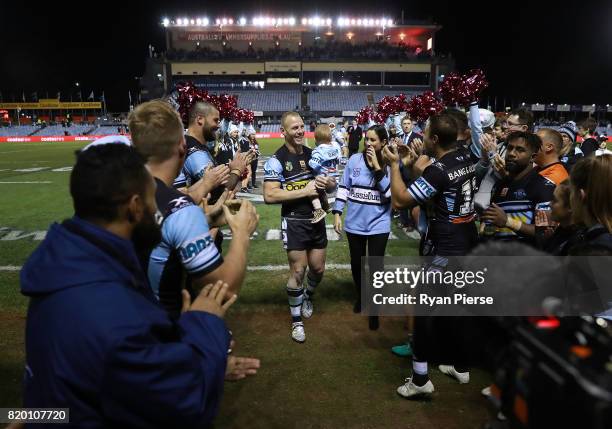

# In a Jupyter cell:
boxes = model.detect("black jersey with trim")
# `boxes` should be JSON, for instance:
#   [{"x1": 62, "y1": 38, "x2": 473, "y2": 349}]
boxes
[
  {"x1": 491, "y1": 168, "x2": 555, "y2": 244},
  {"x1": 263, "y1": 144, "x2": 315, "y2": 218}
]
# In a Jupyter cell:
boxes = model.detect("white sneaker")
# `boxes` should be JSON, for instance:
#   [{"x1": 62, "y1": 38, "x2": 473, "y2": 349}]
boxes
[
  {"x1": 481, "y1": 385, "x2": 492, "y2": 397},
  {"x1": 396, "y1": 378, "x2": 435, "y2": 398},
  {"x1": 301, "y1": 296, "x2": 313, "y2": 319},
  {"x1": 291, "y1": 322, "x2": 306, "y2": 343},
  {"x1": 438, "y1": 365, "x2": 470, "y2": 384}
]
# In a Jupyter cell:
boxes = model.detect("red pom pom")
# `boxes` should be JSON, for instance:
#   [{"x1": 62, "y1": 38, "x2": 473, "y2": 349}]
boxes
[
  {"x1": 173, "y1": 82, "x2": 253, "y2": 125},
  {"x1": 376, "y1": 94, "x2": 409, "y2": 123},
  {"x1": 355, "y1": 106, "x2": 373, "y2": 125},
  {"x1": 438, "y1": 69, "x2": 488, "y2": 107},
  {"x1": 406, "y1": 91, "x2": 445, "y2": 122}
]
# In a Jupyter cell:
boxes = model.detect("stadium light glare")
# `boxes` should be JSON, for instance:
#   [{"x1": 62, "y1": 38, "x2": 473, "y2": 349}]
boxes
[
  {"x1": 368, "y1": 18, "x2": 374, "y2": 26},
  {"x1": 302, "y1": 17, "x2": 308, "y2": 25},
  {"x1": 176, "y1": 18, "x2": 181, "y2": 25},
  {"x1": 228, "y1": 18, "x2": 234, "y2": 25},
  {"x1": 202, "y1": 17, "x2": 209, "y2": 26},
  {"x1": 216, "y1": 18, "x2": 220, "y2": 25},
  {"x1": 196, "y1": 18, "x2": 201, "y2": 25},
  {"x1": 375, "y1": 19, "x2": 380, "y2": 25},
  {"x1": 289, "y1": 17, "x2": 296, "y2": 26},
  {"x1": 351, "y1": 19, "x2": 356, "y2": 25},
  {"x1": 326, "y1": 18, "x2": 332, "y2": 26},
  {"x1": 387, "y1": 19, "x2": 394, "y2": 26},
  {"x1": 356, "y1": 19, "x2": 362, "y2": 25},
  {"x1": 222, "y1": 18, "x2": 228, "y2": 25},
  {"x1": 162, "y1": 18, "x2": 169, "y2": 27},
  {"x1": 189, "y1": 19, "x2": 194, "y2": 25},
  {"x1": 239, "y1": 17, "x2": 246, "y2": 26}
]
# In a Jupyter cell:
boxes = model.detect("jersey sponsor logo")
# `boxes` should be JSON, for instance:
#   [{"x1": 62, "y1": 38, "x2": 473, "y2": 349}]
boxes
[
  {"x1": 285, "y1": 161, "x2": 293, "y2": 172},
  {"x1": 513, "y1": 189, "x2": 527, "y2": 199},
  {"x1": 299, "y1": 160, "x2": 307, "y2": 170},
  {"x1": 349, "y1": 188, "x2": 382, "y2": 203},
  {"x1": 353, "y1": 167, "x2": 361, "y2": 177},
  {"x1": 179, "y1": 235, "x2": 214, "y2": 260},
  {"x1": 414, "y1": 177, "x2": 436, "y2": 199},
  {"x1": 500, "y1": 187, "x2": 509, "y2": 197},
  {"x1": 447, "y1": 164, "x2": 475, "y2": 181},
  {"x1": 285, "y1": 179, "x2": 309, "y2": 191}
]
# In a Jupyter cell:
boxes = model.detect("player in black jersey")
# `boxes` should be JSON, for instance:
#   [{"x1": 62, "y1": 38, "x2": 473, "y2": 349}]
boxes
[
  {"x1": 384, "y1": 113, "x2": 478, "y2": 400},
  {"x1": 263, "y1": 112, "x2": 336, "y2": 343},
  {"x1": 481, "y1": 131, "x2": 556, "y2": 246}
]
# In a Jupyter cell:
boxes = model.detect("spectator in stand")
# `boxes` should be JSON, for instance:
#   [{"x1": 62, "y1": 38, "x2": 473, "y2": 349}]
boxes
[
  {"x1": 558, "y1": 122, "x2": 584, "y2": 172},
  {"x1": 577, "y1": 117, "x2": 599, "y2": 157}
]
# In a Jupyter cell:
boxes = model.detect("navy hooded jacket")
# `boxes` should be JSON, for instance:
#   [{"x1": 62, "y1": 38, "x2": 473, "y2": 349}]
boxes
[{"x1": 20, "y1": 217, "x2": 230, "y2": 428}]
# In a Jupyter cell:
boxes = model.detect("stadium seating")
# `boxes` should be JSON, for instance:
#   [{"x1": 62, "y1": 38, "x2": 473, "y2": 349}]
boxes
[
  {"x1": 218, "y1": 90, "x2": 300, "y2": 112},
  {"x1": 258, "y1": 124, "x2": 280, "y2": 133},
  {"x1": 33, "y1": 124, "x2": 95, "y2": 136},
  {"x1": 89, "y1": 126, "x2": 127, "y2": 136},
  {"x1": 307, "y1": 90, "x2": 370, "y2": 111},
  {"x1": 0, "y1": 126, "x2": 38, "y2": 137},
  {"x1": 372, "y1": 91, "x2": 420, "y2": 103}
]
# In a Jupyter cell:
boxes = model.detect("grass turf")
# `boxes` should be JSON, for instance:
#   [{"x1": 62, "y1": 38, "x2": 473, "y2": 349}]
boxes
[{"x1": 0, "y1": 139, "x2": 494, "y2": 428}]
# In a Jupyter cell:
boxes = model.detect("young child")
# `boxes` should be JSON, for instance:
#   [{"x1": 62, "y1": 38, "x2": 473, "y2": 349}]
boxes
[{"x1": 309, "y1": 124, "x2": 341, "y2": 224}]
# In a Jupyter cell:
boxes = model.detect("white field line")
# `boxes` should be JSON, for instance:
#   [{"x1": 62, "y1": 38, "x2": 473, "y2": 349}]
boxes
[
  {"x1": 1, "y1": 264, "x2": 351, "y2": 272},
  {"x1": 0, "y1": 181, "x2": 52, "y2": 184}
]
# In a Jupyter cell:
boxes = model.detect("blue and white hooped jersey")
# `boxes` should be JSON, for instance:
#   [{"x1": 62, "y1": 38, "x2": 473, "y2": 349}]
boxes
[
  {"x1": 149, "y1": 178, "x2": 223, "y2": 316},
  {"x1": 332, "y1": 153, "x2": 391, "y2": 235},
  {"x1": 332, "y1": 127, "x2": 347, "y2": 147},
  {"x1": 309, "y1": 143, "x2": 340, "y2": 177},
  {"x1": 173, "y1": 135, "x2": 216, "y2": 188}
]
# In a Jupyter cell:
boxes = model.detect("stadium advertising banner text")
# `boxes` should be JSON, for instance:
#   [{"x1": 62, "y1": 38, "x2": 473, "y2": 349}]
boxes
[
  {"x1": 0, "y1": 102, "x2": 102, "y2": 110},
  {"x1": 178, "y1": 31, "x2": 301, "y2": 42}
]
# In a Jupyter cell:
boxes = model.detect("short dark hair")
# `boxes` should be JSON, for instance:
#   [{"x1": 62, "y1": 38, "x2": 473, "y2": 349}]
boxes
[
  {"x1": 506, "y1": 131, "x2": 542, "y2": 153},
  {"x1": 188, "y1": 102, "x2": 218, "y2": 126},
  {"x1": 509, "y1": 108, "x2": 534, "y2": 130},
  {"x1": 578, "y1": 117, "x2": 597, "y2": 134},
  {"x1": 443, "y1": 108, "x2": 468, "y2": 134},
  {"x1": 428, "y1": 113, "x2": 458, "y2": 148},
  {"x1": 366, "y1": 124, "x2": 389, "y2": 144},
  {"x1": 70, "y1": 144, "x2": 150, "y2": 222}
]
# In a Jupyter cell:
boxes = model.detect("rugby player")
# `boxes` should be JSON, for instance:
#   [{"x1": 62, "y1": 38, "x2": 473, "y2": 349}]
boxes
[{"x1": 263, "y1": 112, "x2": 336, "y2": 343}]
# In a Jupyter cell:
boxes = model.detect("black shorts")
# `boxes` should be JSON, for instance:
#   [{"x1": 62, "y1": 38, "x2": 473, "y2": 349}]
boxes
[{"x1": 281, "y1": 216, "x2": 328, "y2": 251}]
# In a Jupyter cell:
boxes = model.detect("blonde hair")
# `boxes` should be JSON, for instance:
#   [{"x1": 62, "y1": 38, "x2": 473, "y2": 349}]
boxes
[
  {"x1": 280, "y1": 111, "x2": 301, "y2": 129},
  {"x1": 128, "y1": 100, "x2": 184, "y2": 163},
  {"x1": 570, "y1": 154, "x2": 612, "y2": 232},
  {"x1": 314, "y1": 124, "x2": 332, "y2": 144}
]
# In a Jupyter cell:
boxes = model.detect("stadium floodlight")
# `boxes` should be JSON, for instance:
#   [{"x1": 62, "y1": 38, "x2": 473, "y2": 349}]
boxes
[
  {"x1": 302, "y1": 17, "x2": 307, "y2": 25},
  {"x1": 375, "y1": 19, "x2": 380, "y2": 25},
  {"x1": 162, "y1": 18, "x2": 170, "y2": 27},
  {"x1": 202, "y1": 17, "x2": 209, "y2": 26},
  {"x1": 216, "y1": 18, "x2": 221, "y2": 25},
  {"x1": 283, "y1": 18, "x2": 289, "y2": 25},
  {"x1": 326, "y1": 18, "x2": 332, "y2": 26},
  {"x1": 289, "y1": 17, "x2": 296, "y2": 25},
  {"x1": 307, "y1": 18, "x2": 313, "y2": 25},
  {"x1": 351, "y1": 19, "x2": 356, "y2": 25},
  {"x1": 222, "y1": 18, "x2": 228, "y2": 25},
  {"x1": 196, "y1": 18, "x2": 201, "y2": 25},
  {"x1": 357, "y1": 19, "x2": 363, "y2": 26},
  {"x1": 228, "y1": 18, "x2": 234, "y2": 25},
  {"x1": 176, "y1": 18, "x2": 181, "y2": 25},
  {"x1": 368, "y1": 18, "x2": 374, "y2": 26},
  {"x1": 387, "y1": 19, "x2": 394, "y2": 26}
]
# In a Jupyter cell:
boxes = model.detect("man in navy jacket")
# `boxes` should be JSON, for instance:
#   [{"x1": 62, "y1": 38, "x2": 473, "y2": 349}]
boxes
[{"x1": 20, "y1": 143, "x2": 237, "y2": 428}]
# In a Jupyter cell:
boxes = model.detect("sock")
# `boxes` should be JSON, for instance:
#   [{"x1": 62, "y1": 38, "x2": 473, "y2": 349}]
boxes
[
  {"x1": 312, "y1": 198, "x2": 322, "y2": 210},
  {"x1": 287, "y1": 286, "x2": 304, "y2": 323},
  {"x1": 412, "y1": 360, "x2": 429, "y2": 386},
  {"x1": 305, "y1": 272, "x2": 321, "y2": 299}
]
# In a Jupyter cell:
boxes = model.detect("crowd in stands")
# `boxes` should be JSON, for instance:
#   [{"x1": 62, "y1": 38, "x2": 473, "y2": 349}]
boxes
[{"x1": 166, "y1": 40, "x2": 430, "y2": 62}]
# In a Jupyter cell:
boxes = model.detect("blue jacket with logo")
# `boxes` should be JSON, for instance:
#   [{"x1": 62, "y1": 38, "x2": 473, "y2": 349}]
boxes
[{"x1": 20, "y1": 216, "x2": 230, "y2": 428}]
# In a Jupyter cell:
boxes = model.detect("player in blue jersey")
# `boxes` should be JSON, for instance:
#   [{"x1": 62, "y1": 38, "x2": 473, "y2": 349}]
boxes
[
  {"x1": 308, "y1": 124, "x2": 341, "y2": 223},
  {"x1": 129, "y1": 100, "x2": 259, "y2": 319},
  {"x1": 263, "y1": 112, "x2": 336, "y2": 343},
  {"x1": 384, "y1": 113, "x2": 479, "y2": 400},
  {"x1": 333, "y1": 124, "x2": 392, "y2": 330}
]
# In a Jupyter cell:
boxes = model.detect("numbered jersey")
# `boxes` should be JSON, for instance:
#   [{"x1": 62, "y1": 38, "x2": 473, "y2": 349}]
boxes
[
  {"x1": 407, "y1": 150, "x2": 478, "y2": 256},
  {"x1": 264, "y1": 144, "x2": 315, "y2": 218}
]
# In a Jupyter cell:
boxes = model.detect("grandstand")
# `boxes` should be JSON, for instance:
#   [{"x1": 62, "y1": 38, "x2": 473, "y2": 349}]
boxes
[{"x1": 137, "y1": 13, "x2": 453, "y2": 119}]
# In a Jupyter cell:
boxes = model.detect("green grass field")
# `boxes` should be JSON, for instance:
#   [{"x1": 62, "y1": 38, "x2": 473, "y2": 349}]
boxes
[{"x1": 0, "y1": 139, "x2": 493, "y2": 428}]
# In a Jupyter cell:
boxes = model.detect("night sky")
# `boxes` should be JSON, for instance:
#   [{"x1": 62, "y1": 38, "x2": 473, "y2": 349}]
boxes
[{"x1": 1, "y1": 0, "x2": 611, "y2": 111}]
